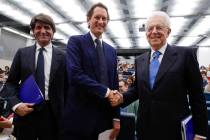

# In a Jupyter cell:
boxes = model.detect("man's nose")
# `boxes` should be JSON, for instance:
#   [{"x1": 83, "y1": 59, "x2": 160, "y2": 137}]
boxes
[
  {"x1": 98, "y1": 18, "x2": 104, "y2": 23},
  {"x1": 40, "y1": 27, "x2": 46, "y2": 32},
  {"x1": 151, "y1": 27, "x2": 158, "y2": 33}
]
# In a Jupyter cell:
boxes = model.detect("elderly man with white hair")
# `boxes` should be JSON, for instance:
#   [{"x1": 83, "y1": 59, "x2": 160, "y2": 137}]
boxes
[{"x1": 112, "y1": 11, "x2": 208, "y2": 140}]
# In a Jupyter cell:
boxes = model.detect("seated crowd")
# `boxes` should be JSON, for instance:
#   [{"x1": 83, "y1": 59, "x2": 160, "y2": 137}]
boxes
[{"x1": 200, "y1": 64, "x2": 210, "y2": 93}]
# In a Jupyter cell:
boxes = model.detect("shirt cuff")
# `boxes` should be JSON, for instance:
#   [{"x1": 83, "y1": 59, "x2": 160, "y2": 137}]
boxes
[
  {"x1": 12, "y1": 103, "x2": 22, "y2": 112},
  {"x1": 195, "y1": 134, "x2": 206, "y2": 139},
  {"x1": 105, "y1": 88, "x2": 110, "y2": 98}
]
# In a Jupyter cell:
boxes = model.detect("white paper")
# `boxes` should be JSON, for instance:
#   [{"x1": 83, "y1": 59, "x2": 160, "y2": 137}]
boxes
[{"x1": 98, "y1": 129, "x2": 116, "y2": 140}]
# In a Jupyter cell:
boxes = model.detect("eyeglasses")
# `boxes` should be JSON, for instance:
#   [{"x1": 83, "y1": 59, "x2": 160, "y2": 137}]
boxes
[{"x1": 146, "y1": 25, "x2": 168, "y2": 32}]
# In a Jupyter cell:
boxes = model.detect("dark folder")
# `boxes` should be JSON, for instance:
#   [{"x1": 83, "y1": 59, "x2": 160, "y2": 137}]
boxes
[
  {"x1": 181, "y1": 115, "x2": 194, "y2": 140},
  {"x1": 19, "y1": 75, "x2": 44, "y2": 104}
]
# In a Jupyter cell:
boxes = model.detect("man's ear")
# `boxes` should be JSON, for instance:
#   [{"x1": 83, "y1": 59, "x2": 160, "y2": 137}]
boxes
[
  {"x1": 87, "y1": 17, "x2": 90, "y2": 28},
  {"x1": 30, "y1": 30, "x2": 35, "y2": 38},
  {"x1": 168, "y1": 28, "x2": 171, "y2": 35}
]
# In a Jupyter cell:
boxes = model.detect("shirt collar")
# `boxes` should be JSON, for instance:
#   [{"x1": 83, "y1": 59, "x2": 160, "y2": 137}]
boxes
[
  {"x1": 90, "y1": 31, "x2": 103, "y2": 43},
  {"x1": 36, "y1": 42, "x2": 53, "y2": 52},
  {"x1": 151, "y1": 43, "x2": 167, "y2": 56}
]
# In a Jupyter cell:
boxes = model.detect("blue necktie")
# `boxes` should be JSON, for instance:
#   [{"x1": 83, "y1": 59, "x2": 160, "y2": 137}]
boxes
[
  {"x1": 149, "y1": 51, "x2": 161, "y2": 89},
  {"x1": 95, "y1": 39, "x2": 108, "y2": 86},
  {"x1": 35, "y1": 48, "x2": 45, "y2": 98}
]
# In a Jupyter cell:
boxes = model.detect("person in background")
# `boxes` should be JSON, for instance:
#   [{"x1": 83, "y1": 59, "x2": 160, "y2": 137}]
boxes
[
  {"x1": 4, "y1": 13, "x2": 67, "y2": 140},
  {"x1": 61, "y1": 2, "x2": 120, "y2": 140},
  {"x1": 0, "y1": 114, "x2": 14, "y2": 140},
  {"x1": 207, "y1": 64, "x2": 210, "y2": 71},
  {"x1": 0, "y1": 69, "x2": 6, "y2": 85},
  {"x1": 204, "y1": 81, "x2": 210, "y2": 93},
  {"x1": 111, "y1": 11, "x2": 208, "y2": 140},
  {"x1": 0, "y1": 82, "x2": 14, "y2": 140},
  {"x1": 201, "y1": 71, "x2": 208, "y2": 89},
  {"x1": 4, "y1": 66, "x2": 10, "y2": 76},
  {"x1": 206, "y1": 68, "x2": 210, "y2": 93},
  {"x1": 200, "y1": 65, "x2": 207, "y2": 72},
  {"x1": 127, "y1": 75, "x2": 134, "y2": 87},
  {"x1": 119, "y1": 79, "x2": 138, "y2": 118}
]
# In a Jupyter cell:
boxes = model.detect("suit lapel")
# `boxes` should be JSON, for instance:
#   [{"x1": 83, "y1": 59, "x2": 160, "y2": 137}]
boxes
[
  {"x1": 49, "y1": 47, "x2": 62, "y2": 83},
  {"x1": 102, "y1": 41, "x2": 109, "y2": 68},
  {"x1": 154, "y1": 45, "x2": 177, "y2": 87},
  {"x1": 140, "y1": 52, "x2": 151, "y2": 89},
  {"x1": 85, "y1": 33, "x2": 99, "y2": 78},
  {"x1": 27, "y1": 45, "x2": 36, "y2": 74}
]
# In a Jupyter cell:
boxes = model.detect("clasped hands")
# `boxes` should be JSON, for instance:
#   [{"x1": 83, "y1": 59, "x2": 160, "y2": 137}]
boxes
[{"x1": 108, "y1": 90, "x2": 123, "y2": 107}]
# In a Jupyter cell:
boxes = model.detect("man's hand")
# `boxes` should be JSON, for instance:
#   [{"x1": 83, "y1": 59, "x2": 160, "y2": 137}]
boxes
[
  {"x1": 109, "y1": 120, "x2": 120, "y2": 140},
  {"x1": 0, "y1": 117, "x2": 12, "y2": 128},
  {"x1": 193, "y1": 136, "x2": 206, "y2": 140},
  {"x1": 108, "y1": 90, "x2": 123, "y2": 107},
  {"x1": 15, "y1": 103, "x2": 34, "y2": 116}
]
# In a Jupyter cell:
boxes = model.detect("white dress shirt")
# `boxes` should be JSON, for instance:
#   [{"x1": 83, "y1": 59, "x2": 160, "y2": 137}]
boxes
[{"x1": 150, "y1": 42, "x2": 167, "y2": 63}]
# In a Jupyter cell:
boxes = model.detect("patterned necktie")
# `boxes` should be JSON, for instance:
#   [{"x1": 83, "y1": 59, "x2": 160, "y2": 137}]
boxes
[
  {"x1": 95, "y1": 39, "x2": 108, "y2": 85},
  {"x1": 149, "y1": 51, "x2": 161, "y2": 89},
  {"x1": 35, "y1": 47, "x2": 45, "y2": 98}
]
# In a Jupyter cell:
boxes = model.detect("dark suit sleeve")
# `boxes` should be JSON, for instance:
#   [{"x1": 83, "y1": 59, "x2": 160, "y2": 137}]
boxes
[
  {"x1": 112, "y1": 50, "x2": 120, "y2": 119},
  {"x1": 185, "y1": 49, "x2": 208, "y2": 137},
  {"x1": 66, "y1": 36, "x2": 108, "y2": 98},
  {"x1": 5, "y1": 49, "x2": 22, "y2": 108}
]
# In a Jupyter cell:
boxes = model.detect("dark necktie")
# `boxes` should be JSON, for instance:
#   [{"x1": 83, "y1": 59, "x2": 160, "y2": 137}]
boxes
[
  {"x1": 149, "y1": 51, "x2": 161, "y2": 89},
  {"x1": 35, "y1": 48, "x2": 45, "y2": 98},
  {"x1": 95, "y1": 39, "x2": 108, "y2": 85}
]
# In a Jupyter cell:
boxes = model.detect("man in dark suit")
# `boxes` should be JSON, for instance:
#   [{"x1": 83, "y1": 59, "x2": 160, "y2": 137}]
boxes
[
  {"x1": 4, "y1": 13, "x2": 66, "y2": 140},
  {"x1": 61, "y1": 2, "x2": 120, "y2": 140},
  {"x1": 112, "y1": 11, "x2": 208, "y2": 140}
]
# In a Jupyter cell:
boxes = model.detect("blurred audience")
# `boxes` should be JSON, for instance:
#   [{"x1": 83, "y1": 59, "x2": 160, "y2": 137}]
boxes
[
  {"x1": 0, "y1": 114, "x2": 14, "y2": 140},
  {"x1": 205, "y1": 69, "x2": 210, "y2": 93},
  {"x1": 201, "y1": 71, "x2": 208, "y2": 89},
  {"x1": 127, "y1": 75, "x2": 135, "y2": 87},
  {"x1": 0, "y1": 66, "x2": 10, "y2": 85},
  {"x1": 200, "y1": 64, "x2": 210, "y2": 93},
  {"x1": 4, "y1": 66, "x2": 10, "y2": 76},
  {"x1": 119, "y1": 79, "x2": 139, "y2": 118}
]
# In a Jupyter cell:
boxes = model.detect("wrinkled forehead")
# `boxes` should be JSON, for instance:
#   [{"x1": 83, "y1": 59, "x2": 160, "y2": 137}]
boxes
[{"x1": 147, "y1": 16, "x2": 167, "y2": 27}]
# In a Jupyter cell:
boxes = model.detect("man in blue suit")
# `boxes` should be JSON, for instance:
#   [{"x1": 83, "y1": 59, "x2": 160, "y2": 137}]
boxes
[
  {"x1": 61, "y1": 2, "x2": 120, "y2": 140},
  {"x1": 4, "y1": 13, "x2": 66, "y2": 140},
  {"x1": 112, "y1": 11, "x2": 208, "y2": 140}
]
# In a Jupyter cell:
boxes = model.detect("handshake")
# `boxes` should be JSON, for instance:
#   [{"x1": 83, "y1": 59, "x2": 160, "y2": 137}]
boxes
[{"x1": 107, "y1": 90, "x2": 123, "y2": 107}]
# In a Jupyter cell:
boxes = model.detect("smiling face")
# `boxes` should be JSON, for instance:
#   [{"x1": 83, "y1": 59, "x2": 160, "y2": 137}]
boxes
[
  {"x1": 87, "y1": 6, "x2": 108, "y2": 38},
  {"x1": 32, "y1": 21, "x2": 54, "y2": 47},
  {"x1": 146, "y1": 16, "x2": 171, "y2": 50}
]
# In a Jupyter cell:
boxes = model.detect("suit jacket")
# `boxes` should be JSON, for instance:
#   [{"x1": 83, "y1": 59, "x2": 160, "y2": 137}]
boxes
[
  {"x1": 123, "y1": 45, "x2": 208, "y2": 140},
  {"x1": 62, "y1": 33, "x2": 119, "y2": 137},
  {"x1": 5, "y1": 44, "x2": 66, "y2": 126}
]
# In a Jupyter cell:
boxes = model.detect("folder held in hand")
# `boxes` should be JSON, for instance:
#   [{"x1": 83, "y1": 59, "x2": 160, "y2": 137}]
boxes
[
  {"x1": 181, "y1": 115, "x2": 194, "y2": 140},
  {"x1": 19, "y1": 75, "x2": 44, "y2": 104}
]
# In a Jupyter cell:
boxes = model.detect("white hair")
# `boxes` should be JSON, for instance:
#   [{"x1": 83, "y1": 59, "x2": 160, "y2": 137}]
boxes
[{"x1": 145, "y1": 11, "x2": 171, "y2": 30}]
